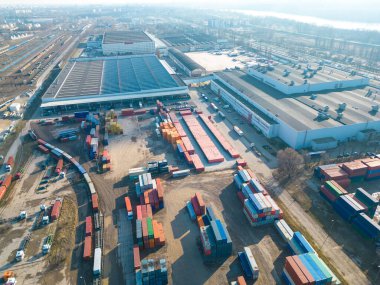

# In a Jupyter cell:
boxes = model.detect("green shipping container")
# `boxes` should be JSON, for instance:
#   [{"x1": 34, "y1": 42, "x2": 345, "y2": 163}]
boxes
[
  {"x1": 309, "y1": 253, "x2": 333, "y2": 282},
  {"x1": 147, "y1": 218, "x2": 154, "y2": 238},
  {"x1": 325, "y1": 181, "x2": 343, "y2": 197},
  {"x1": 314, "y1": 255, "x2": 341, "y2": 285}
]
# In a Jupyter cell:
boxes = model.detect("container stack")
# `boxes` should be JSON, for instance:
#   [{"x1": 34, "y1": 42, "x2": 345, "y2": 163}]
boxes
[
  {"x1": 363, "y1": 158, "x2": 380, "y2": 180},
  {"x1": 191, "y1": 154, "x2": 205, "y2": 172},
  {"x1": 182, "y1": 115, "x2": 224, "y2": 163},
  {"x1": 352, "y1": 213, "x2": 380, "y2": 241},
  {"x1": 200, "y1": 220, "x2": 232, "y2": 261},
  {"x1": 129, "y1": 167, "x2": 148, "y2": 181},
  {"x1": 238, "y1": 247, "x2": 259, "y2": 280},
  {"x1": 319, "y1": 180, "x2": 348, "y2": 203},
  {"x1": 121, "y1": 108, "x2": 134, "y2": 116},
  {"x1": 55, "y1": 158, "x2": 63, "y2": 175},
  {"x1": 199, "y1": 114, "x2": 239, "y2": 158},
  {"x1": 136, "y1": 205, "x2": 165, "y2": 249},
  {"x1": 100, "y1": 149, "x2": 111, "y2": 172},
  {"x1": 283, "y1": 253, "x2": 336, "y2": 285},
  {"x1": 341, "y1": 160, "x2": 368, "y2": 182},
  {"x1": 288, "y1": 232, "x2": 317, "y2": 256},
  {"x1": 137, "y1": 258, "x2": 168, "y2": 285},
  {"x1": 319, "y1": 164, "x2": 350, "y2": 187},
  {"x1": 191, "y1": 192, "x2": 206, "y2": 216},
  {"x1": 333, "y1": 194, "x2": 366, "y2": 222},
  {"x1": 136, "y1": 176, "x2": 164, "y2": 210},
  {"x1": 89, "y1": 137, "x2": 98, "y2": 160},
  {"x1": 354, "y1": 188, "x2": 379, "y2": 218}
]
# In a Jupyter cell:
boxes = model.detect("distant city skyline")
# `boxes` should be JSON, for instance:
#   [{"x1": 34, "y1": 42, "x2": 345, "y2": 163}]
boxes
[{"x1": 1, "y1": 0, "x2": 379, "y2": 24}]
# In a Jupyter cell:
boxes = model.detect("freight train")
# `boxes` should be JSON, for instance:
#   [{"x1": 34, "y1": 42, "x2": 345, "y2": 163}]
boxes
[{"x1": 36, "y1": 138, "x2": 103, "y2": 281}]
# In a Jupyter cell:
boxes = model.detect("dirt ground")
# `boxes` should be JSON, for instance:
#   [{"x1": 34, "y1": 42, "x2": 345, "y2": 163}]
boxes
[
  {"x1": 0, "y1": 148, "x2": 79, "y2": 285},
  {"x1": 139, "y1": 170, "x2": 289, "y2": 285}
]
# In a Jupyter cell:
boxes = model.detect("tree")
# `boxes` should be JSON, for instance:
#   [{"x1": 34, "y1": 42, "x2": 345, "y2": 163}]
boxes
[{"x1": 277, "y1": 148, "x2": 305, "y2": 179}]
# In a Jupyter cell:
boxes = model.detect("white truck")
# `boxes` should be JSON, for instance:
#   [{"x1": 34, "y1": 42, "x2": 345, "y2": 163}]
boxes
[{"x1": 233, "y1": 126, "x2": 244, "y2": 136}]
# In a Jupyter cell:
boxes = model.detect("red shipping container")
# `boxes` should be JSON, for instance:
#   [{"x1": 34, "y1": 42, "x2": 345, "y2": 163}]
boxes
[
  {"x1": 133, "y1": 245, "x2": 141, "y2": 269},
  {"x1": 237, "y1": 191, "x2": 246, "y2": 205},
  {"x1": 37, "y1": 139, "x2": 47, "y2": 145},
  {"x1": 191, "y1": 154, "x2": 205, "y2": 172},
  {"x1": 55, "y1": 159, "x2": 63, "y2": 174},
  {"x1": 141, "y1": 205, "x2": 147, "y2": 218},
  {"x1": 284, "y1": 257, "x2": 309, "y2": 285},
  {"x1": 142, "y1": 219, "x2": 148, "y2": 238},
  {"x1": 136, "y1": 205, "x2": 142, "y2": 220},
  {"x1": 184, "y1": 151, "x2": 193, "y2": 165},
  {"x1": 236, "y1": 159, "x2": 247, "y2": 167},
  {"x1": 125, "y1": 197, "x2": 132, "y2": 212},
  {"x1": 320, "y1": 185, "x2": 337, "y2": 202},
  {"x1": 83, "y1": 236, "x2": 92, "y2": 260},
  {"x1": 38, "y1": 145, "x2": 49, "y2": 153},
  {"x1": 92, "y1": 194, "x2": 99, "y2": 211},
  {"x1": 195, "y1": 192, "x2": 205, "y2": 214},
  {"x1": 86, "y1": 135, "x2": 92, "y2": 146},
  {"x1": 292, "y1": 255, "x2": 316, "y2": 284},
  {"x1": 191, "y1": 196, "x2": 201, "y2": 216},
  {"x1": 181, "y1": 137, "x2": 195, "y2": 155},
  {"x1": 134, "y1": 110, "x2": 146, "y2": 115},
  {"x1": 50, "y1": 200, "x2": 62, "y2": 221},
  {"x1": 85, "y1": 216, "x2": 92, "y2": 236}
]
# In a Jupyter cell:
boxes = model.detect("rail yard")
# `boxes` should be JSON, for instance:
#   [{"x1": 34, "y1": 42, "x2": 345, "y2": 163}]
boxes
[{"x1": 0, "y1": 4, "x2": 379, "y2": 285}]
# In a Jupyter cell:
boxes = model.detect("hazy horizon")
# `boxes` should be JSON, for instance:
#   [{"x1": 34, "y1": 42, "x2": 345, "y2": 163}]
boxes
[{"x1": 1, "y1": 0, "x2": 380, "y2": 24}]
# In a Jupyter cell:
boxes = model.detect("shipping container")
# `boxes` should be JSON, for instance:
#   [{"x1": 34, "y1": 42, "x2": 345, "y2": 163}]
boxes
[
  {"x1": 93, "y1": 248, "x2": 102, "y2": 276},
  {"x1": 85, "y1": 216, "x2": 93, "y2": 237},
  {"x1": 83, "y1": 236, "x2": 92, "y2": 260},
  {"x1": 50, "y1": 200, "x2": 62, "y2": 221}
]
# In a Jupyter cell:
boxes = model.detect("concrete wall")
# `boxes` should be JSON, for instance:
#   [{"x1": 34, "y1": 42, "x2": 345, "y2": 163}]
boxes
[{"x1": 247, "y1": 68, "x2": 370, "y2": 95}]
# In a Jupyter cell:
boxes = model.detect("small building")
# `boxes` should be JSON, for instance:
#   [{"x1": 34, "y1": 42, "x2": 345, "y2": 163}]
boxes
[
  {"x1": 168, "y1": 48, "x2": 205, "y2": 77},
  {"x1": 102, "y1": 31, "x2": 155, "y2": 56}
]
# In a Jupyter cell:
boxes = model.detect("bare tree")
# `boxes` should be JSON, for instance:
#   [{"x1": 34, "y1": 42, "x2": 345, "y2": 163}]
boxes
[{"x1": 277, "y1": 148, "x2": 305, "y2": 179}]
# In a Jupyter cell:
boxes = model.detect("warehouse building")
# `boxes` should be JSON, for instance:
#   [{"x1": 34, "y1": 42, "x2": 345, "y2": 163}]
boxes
[
  {"x1": 41, "y1": 55, "x2": 188, "y2": 114},
  {"x1": 211, "y1": 70, "x2": 380, "y2": 150},
  {"x1": 102, "y1": 31, "x2": 155, "y2": 55},
  {"x1": 247, "y1": 63, "x2": 369, "y2": 95},
  {"x1": 168, "y1": 48, "x2": 206, "y2": 77},
  {"x1": 161, "y1": 33, "x2": 216, "y2": 52}
]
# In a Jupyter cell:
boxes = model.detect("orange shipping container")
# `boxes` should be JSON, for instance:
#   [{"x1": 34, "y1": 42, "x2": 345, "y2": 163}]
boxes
[
  {"x1": 146, "y1": 204, "x2": 153, "y2": 218},
  {"x1": 149, "y1": 239, "x2": 155, "y2": 248},
  {"x1": 0, "y1": 186, "x2": 7, "y2": 201},
  {"x1": 2, "y1": 174, "x2": 12, "y2": 189},
  {"x1": 197, "y1": 216, "x2": 205, "y2": 228},
  {"x1": 125, "y1": 197, "x2": 132, "y2": 212},
  {"x1": 83, "y1": 236, "x2": 92, "y2": 260}
]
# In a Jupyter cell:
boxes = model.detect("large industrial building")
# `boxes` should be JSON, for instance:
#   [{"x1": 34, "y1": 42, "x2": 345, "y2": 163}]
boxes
[
  {"x1": 211, "y1": 69, "x2": 380, "y2": 150},
  {"x1": 168, "y1": 48, "x2": 206, "y2": 77},
  {"x1": 102, "y1": 31, "x2": 155, "y2": 55},
  {"x1": 161, "y1": 33, "x2": 217, "y2": 52},
  {"x1": 41, "y1": 55, "x2": 188, "y2": 114},
  {"x1": 247, "y1": 63, "x2": 369, "y2": 94}
]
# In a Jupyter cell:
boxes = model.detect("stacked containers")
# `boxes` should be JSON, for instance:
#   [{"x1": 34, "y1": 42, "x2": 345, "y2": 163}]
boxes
[
  {"x1": 133, "y1": 245, "x2": 141, "y2": 270},
  {"x1": 275, "y1": 219, "x2": 294, "y2": 242},
  {"x1": 191, "y1": 154, "x2": 205, "y2": 172},
  {"x1": 352, "y1": 213, "x2": 380, "y2": 240},
  {"x1": 320, "y1": 180, "x2": 348, "y2": 203},
  {"x1": 362, "y1": 158, "x2": 380, "y2": 180},
  {"x1": 354, "y1": 188, "x2": 379, "y2": 218},
  {"x1": 318, "y1": 164, "x2": 350, "y2": 187},
  {"x1": 341, "y1": 160, "x2": 368, "y2": 181},
  {"x1": 288, "y1": 232, "x2": 316, "y2": 256},
  {"x1": 238, "y1": 247, "x2": 259, "y2": 280},
  {"x1": 186, "y1": 201, "x2": 196, "y2": 221},
  {"x1": 333, "y1": 195, "x2": 365, "y2": 222},
  {"x1": 283, "y1": 255, "x2": 315, "y2": 285},
  {"x1": 140, "y1": 258, "x2": 168, "y2": 285},
  {"x1": 298, "y1": 253, "x2": 333, "y2": 284},
  {"x1": 182, "y1": 115, "x2": 224, "y2": 163},
  {"x1": 199, "y1": 114, "x2": 239, "y2": 158}
]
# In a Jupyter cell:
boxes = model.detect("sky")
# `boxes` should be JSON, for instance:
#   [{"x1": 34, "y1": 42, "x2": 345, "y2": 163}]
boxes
[{"x1": 1, "y1": 0, "x2": 379, "y2": 23}]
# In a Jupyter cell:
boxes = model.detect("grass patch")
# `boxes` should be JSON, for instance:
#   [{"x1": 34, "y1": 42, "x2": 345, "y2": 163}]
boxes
[{"x1": 48, "y1": 195, "x2": 78, "y2": 268}]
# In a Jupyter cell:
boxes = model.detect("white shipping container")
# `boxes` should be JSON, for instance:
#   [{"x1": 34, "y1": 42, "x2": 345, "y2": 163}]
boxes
[
  {"x1": 244, "y1": 247, "x2": 259, "y2": 279},
  {"x1": 93, "y1": 248, "x2": 102, "y2": 276},
  {"x1": 233, "y1": 125, "x2": 243, "y2": 136}
]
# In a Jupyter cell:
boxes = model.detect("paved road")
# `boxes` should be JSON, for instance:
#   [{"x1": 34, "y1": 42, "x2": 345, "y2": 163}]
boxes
[{"x1": 190, "y1": 87, "x2": 371, "y2": 285}]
